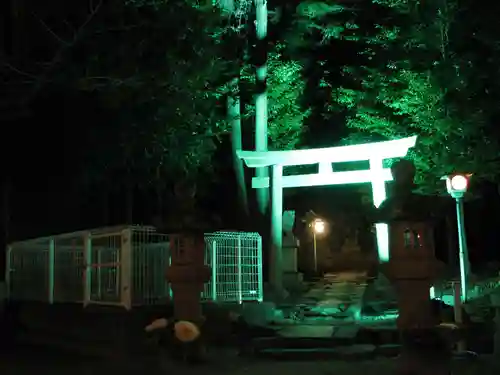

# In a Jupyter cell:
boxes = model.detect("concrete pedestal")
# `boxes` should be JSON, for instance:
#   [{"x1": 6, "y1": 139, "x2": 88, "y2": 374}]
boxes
[{"x1": 398, "y1": 329, "x2": 452, "y2": 375}]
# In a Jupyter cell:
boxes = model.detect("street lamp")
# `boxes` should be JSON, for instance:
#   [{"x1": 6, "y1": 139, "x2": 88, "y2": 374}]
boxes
[
  {"x1": 442, "y1": 173, "x2": 472, "y2": 301},
  {"x1": 312, "y1": 219, "x2": 325, "y2": 273}
]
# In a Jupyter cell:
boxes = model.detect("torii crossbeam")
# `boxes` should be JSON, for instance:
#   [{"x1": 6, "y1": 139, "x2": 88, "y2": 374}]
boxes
[{"x1": 237, "y1": 136, "x2": 418, "y2": 294}]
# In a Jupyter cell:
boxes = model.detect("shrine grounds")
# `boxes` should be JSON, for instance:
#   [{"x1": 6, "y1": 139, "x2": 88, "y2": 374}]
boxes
[{"x1": 2, "y1": 345, "x2": 499, "y2": 375}]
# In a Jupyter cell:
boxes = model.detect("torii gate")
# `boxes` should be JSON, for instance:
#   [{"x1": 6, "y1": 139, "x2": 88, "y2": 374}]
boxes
[{"x1": 237, "y1": 136, "x2": 418, "y2": 293}]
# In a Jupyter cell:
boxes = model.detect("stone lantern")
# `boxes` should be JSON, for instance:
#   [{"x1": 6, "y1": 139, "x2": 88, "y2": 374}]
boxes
[
  {"x1": 164, "y1": 180, "x2": 211, "y2": 324},
  {"x1": 165, "y1": 232, "x2": 210, "y2": 324},
  {"x1": 377, "y1": 159, "x2": 450, "y2": 374}
]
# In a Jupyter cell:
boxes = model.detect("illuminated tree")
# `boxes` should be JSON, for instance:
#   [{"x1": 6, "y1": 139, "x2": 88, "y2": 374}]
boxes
[
  {"x1": 63, "y1": 0, "x2": 307, "y2": 221},
  {"x1": 290, "y1": 0, "x2": 500, "y2": 193},
  {"x1": 240, "y1": 46, "x2": 309, "y2": 151},
  {"x1": 207, "y1": 0, "x2": 308, "y2": 214}
]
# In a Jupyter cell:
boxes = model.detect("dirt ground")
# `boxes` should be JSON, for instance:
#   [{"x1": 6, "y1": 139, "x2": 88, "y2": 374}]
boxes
[{"x1": 1, "y1": 346, "x2": 499, "y2": 375}]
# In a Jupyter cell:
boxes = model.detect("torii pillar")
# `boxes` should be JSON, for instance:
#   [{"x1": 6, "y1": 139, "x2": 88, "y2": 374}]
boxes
[{"x1": 238, "y1": 136, "x2": 418, "y2": 295}]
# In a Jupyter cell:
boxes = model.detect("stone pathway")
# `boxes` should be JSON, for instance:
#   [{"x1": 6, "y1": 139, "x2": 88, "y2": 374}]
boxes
[
  {"x1": 301, "y1": 272, "x2": 368, "y2": 308},
  {"x1": 275, "y1": 272, "x2": 370, "y2": 338}
]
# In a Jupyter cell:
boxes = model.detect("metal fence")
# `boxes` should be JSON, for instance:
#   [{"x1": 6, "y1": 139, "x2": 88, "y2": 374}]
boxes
[
  {"x1": 204, "y1": 232, "x2": 263, "y2": 303},
  {"x1": 130, "y1": 229, "x2": 171, "y2": 306},
  {"x1": 6, "y1": 226, "x2": 263, "y2": 309}
]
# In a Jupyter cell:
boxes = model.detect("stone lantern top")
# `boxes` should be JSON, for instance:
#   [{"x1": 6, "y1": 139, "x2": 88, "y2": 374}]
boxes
[{"x1": 376, "y1": 159, "x2": 435, "y2": 223}]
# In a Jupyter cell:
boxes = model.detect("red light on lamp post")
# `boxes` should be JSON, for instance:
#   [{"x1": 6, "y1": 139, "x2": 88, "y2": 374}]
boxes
[
  {"x1": 450, "y1": 175, "x2": 468, "y2": 191},
  {"x1": 441, "y1": 173, "x2": 472, "y2": 302},
  {"x1": 443, "y1": 173, "x2": 471, "y2": 199}
]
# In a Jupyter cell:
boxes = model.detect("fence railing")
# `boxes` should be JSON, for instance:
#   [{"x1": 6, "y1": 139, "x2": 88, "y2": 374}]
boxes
[
  {"x1": 6, "y1": 226, "x2": 263, "y2": 309},
  {"x1": 204, "y1": 232, "x2": 263, "y2": 303}
]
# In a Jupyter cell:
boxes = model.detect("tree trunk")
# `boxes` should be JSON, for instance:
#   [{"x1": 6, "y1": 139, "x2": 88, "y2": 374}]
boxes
[
  {"x1": 254, "y1": 0, "x2": 269, "y2": 215},
  {"x1": 125, "y1": 178, "x2": 134, "y2": 225},
  {"x1": 228, "y1": 79, "x2": 249, "y2": 217}
]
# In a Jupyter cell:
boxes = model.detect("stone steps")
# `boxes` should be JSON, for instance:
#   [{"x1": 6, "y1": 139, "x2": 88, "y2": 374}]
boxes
[
  {"x1": 249, "y1": 326, "x2": 401, "y2": 360},
  {"x1": 276, "y1": 273, "x2": 370, "y2": 322}
]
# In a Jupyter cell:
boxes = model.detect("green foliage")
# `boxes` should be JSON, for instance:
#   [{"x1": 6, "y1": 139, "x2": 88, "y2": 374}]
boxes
[
  {"x1": 24, "y1": 0, "x2": 500, "y2": 199},
  {"x1": 266, "y1": 54, "x2": 309, "y2": 150},
  {"x1": 240, "y1": 45, "x2": 309, "y2": 150},
  {"x1": 291, "y1": 0, "x2": 500, "y2": 193}
]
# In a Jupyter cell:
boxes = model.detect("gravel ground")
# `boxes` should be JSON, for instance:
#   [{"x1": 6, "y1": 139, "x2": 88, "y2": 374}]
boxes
[{"x1": 1, "y1": 346, "x2": 499, "y2": 375}]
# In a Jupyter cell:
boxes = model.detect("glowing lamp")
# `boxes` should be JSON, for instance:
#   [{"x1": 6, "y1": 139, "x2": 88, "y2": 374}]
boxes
[
  {"x1": 451, "y1": 175, "x2": 468, "y2": 191},
  {"x1": 441, "y1": 173, "x2": 472, "y2": 301},
  {"x1": 311, "y1": 218, "x2": 326, "y2": 273},
  {"x1": 313, "y1": 219, "x2": 325, "y2": 234},
  {"x1": 442, "y1": 174, "x2": 471, "y2": 199}
]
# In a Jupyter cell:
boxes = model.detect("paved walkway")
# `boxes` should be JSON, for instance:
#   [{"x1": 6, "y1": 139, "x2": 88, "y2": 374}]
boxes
[
  {"x1": 277, "y1": 272, "x2": 379, "y2": 338},
  {"x1": 300, "y1": 272, "x2": 368, "y2": 312}
]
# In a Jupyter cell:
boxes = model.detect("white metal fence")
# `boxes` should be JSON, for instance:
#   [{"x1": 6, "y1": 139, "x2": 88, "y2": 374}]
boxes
[
  {"x1": 204, "y1": 232, "x2": 263, "y2": 303},
  {"x1": 6, "y1": 226, "x2": 263, "y2": 309}
]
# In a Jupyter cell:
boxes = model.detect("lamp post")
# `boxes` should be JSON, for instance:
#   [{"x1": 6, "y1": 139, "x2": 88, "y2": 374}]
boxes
[
  {"x1": 442, "y1": 174, "x2": 472, "y2": 302},
  {"x1": 312, "y1": 219, "x2": 325, "y2": 273}
]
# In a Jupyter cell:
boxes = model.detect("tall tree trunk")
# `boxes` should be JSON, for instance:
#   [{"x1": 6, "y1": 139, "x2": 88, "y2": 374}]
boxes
[
  {"x1": 155, "y1": 166, "x2": 164, "y2": 223},
  {"x1": 228, "y1": 78, "x2": 249, "y2": 217},
  {"x1": 254, "y1": 0, "x2": 269, "y2": 215},
  {"x1": 125, "y1": 177, "x2": 134, "y2": 225}
]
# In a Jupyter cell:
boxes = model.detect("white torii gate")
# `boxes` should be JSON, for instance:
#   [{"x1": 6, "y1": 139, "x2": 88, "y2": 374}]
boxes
[{"x1": 237, "y1": 136, "x2": 418, "y2": 293}]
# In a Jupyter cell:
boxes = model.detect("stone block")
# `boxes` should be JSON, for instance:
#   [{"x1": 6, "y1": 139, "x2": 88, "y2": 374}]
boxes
[
  {"x1": 283, "y1": 272, "x2": 303, "y2": 292},
  {"x1": 360, "y1": 273, "x2": 397, "y2": 313},
  {"x1": 279, "y1": 325, "x2": 335, "y2": 338},
  {"x1": 242, "y1": 302, "x2": 277, "y2": 327}
]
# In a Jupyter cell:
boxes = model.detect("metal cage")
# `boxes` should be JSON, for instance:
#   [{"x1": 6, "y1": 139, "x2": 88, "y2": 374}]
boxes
[
  {"x1": 6, "y1": 226, "x2": 263, "y2": 309},
  {"x1": 203, "y1": 232, "x2": 263, "y2": 303}
]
